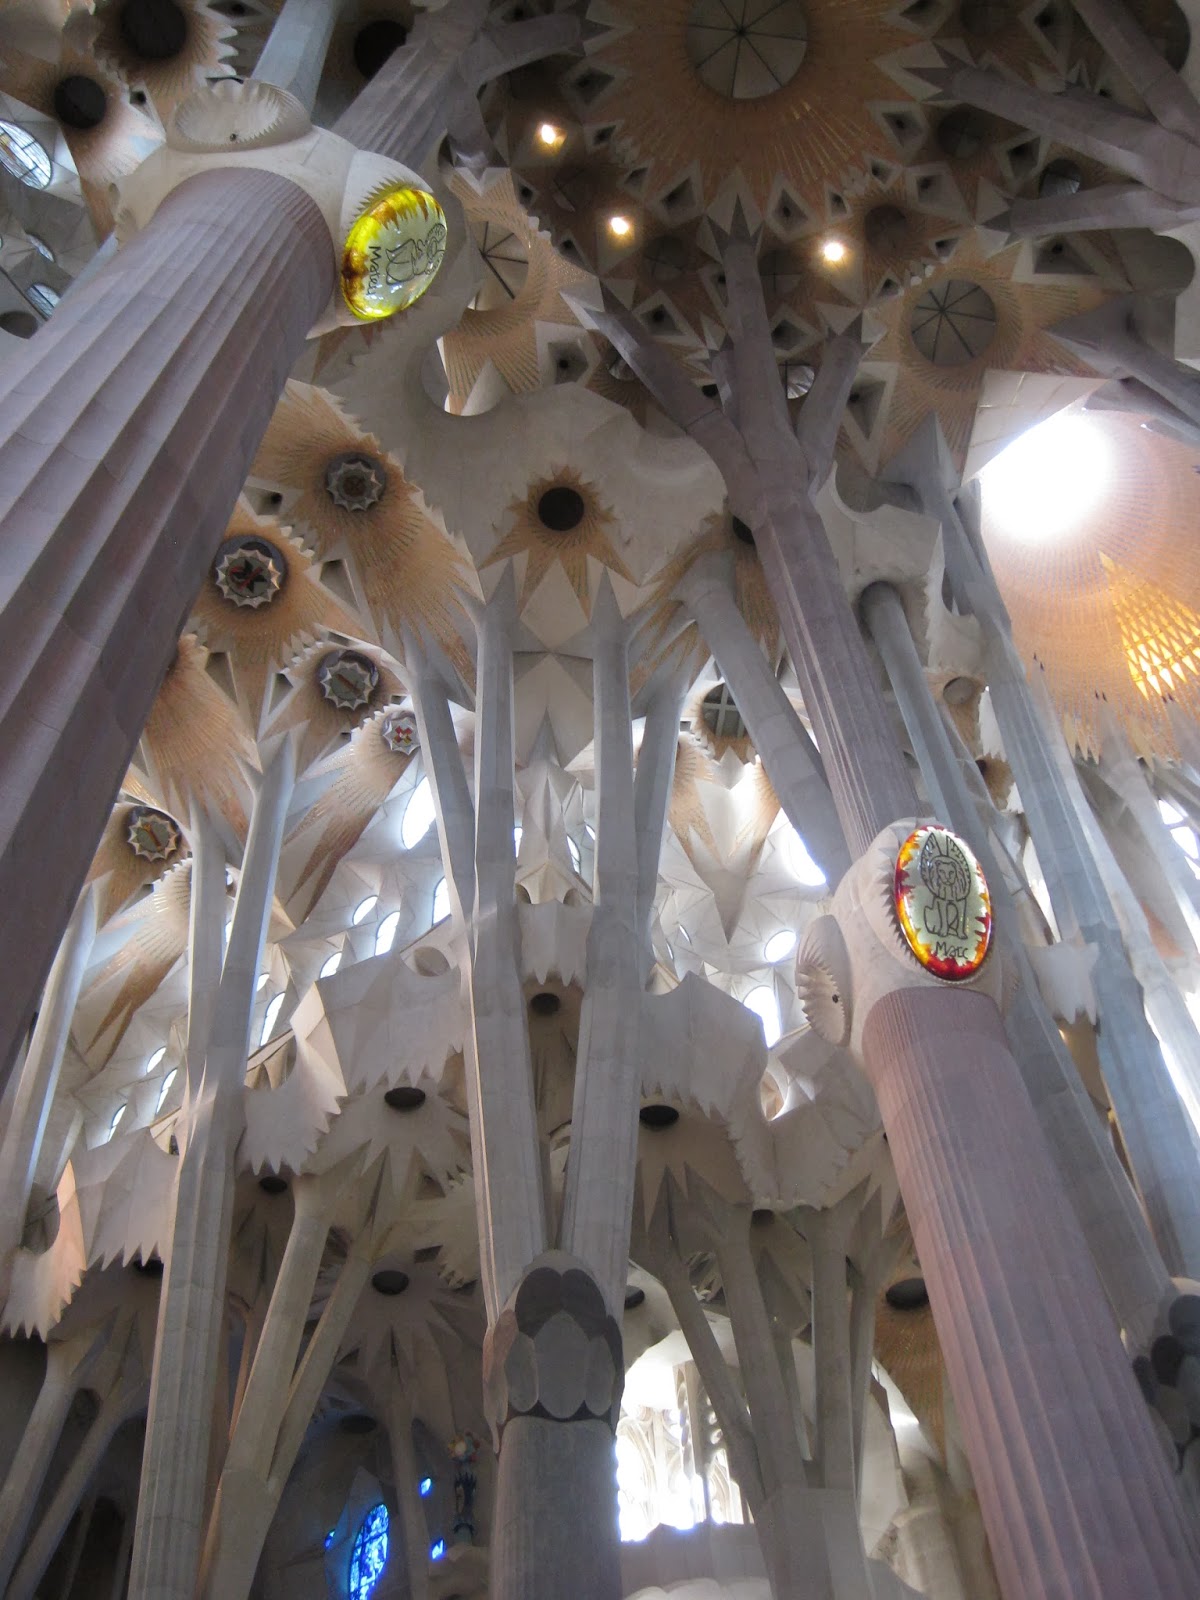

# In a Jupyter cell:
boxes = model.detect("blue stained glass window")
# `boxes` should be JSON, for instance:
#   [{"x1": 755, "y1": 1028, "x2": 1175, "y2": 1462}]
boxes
[
  {"x1": 349, "y1": 1503, "x2": 389, "y2": 1599},
  {"x1": 418, "y1": 1476, "x2": 433, "y2": 1497}
]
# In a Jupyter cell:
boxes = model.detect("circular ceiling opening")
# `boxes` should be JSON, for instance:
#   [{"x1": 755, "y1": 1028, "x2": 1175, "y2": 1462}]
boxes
[
  {"x1": 624, "y1": 1285, "x2": 646, "y2": 1309},
  {"x1": 537, "y1": 486, "x2": 585, "y2": 532},
  {"x1": 686, "y1": 0, "x2": 809, "y2": 99},
  {"x1": 979, "y1": 411, "x2": 1112, "y2": 546},
  {"x1": 529, "y1": 991, "x2": 562, "y2": 1016},
  {"x1": 885, "y1": 1275, "x2": 929, "y2": 1311},
  {"x1": 732, "y1": 516, "x2": 755, "y2": 545},
  {"x1": 700, "y1": 682, "x2": 748, "y2": 741},
  {"x1": 1038, "y1": 157, "x2": 1082, "y2": 198},
  {"x1": 258, "y1": 1174, "x2": 288, "y2": 1195},
  {"x1": 909, "y1": 279, "x2": 996, "y2": 366},
  {"x1": 384, "y1": 1085, "x2": 427, "y2": 1112},
  {"x1": 340, "y1": 1412, "x2": 379, "y2": 1434},
  {"x1": 372, "y1": 1269, "x2": 411, "y2": 1296},
  {"x1": 212, "y1": 538, "x2": 284, "y2": 609},
  {"x1": 54, "y1": 75, "x2": 107, "y2": 130},
  {"x1": 119, "y1": 0, "x2": 188, "y2": 60},
  {"x1": 942, "y1": 675, "x2": 977, "y2": 705},
  {"x1": 317, "y1": 649, "x2": 380, "y2": 711},
  {"x1": 0, "y1": 310, "x2": 38, "y2": 339},
  {"x1": 639, "y1": 1103, "x2": 680, "y2": 1130},
  {"x1": 354, "y1": 18, "x2": 408, "y2": 79}
]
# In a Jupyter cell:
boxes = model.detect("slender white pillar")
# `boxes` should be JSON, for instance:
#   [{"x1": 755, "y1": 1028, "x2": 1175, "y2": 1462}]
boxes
[{"x1": 253, "y1": 0, "x2": 353, "y2": 113}]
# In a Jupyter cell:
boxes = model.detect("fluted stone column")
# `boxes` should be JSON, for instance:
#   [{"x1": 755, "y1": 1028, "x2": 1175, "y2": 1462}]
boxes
[
  {"x1": 130, "y1": 735, "x2": 297, "y2": 1600},
  {"x1": 584, "y1": 256, "x2": 1200, "y2": 1600},
  {"x1": 0, "y1": 882, "x2": 98, "y2": 1290},
  {"x1": 0, "y1": 167, "x2": 333, "y2": 1088},
  {"x1": 864, "y1": 987, "x2": 1200, "y2": 1600},
  {"x1": 862, "y1": 580, "x2": 1170, "y2": 1345}
]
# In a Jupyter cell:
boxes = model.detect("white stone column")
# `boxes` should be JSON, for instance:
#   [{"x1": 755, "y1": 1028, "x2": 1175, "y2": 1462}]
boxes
[
  {"x1": 561, "y1": 579, "x2": 647, "y2": 1310},
  {"x1": 386, "y1": 1389, "x2": 432, "y2": 1600},
  {"x1": 0, "y1": 882, "x2": 98, "y2": 1288},
  {"x1": 676, "y1": 554, "x2": 849, "y2": 883},
  {"x1": 184, "y1": 806, "x2": 227, "y2": 1094},
  {"x1": 253, "y1": 0, "x2": 353, "y2": 113},
  {"x1": 129, "y1": 733, "x2": 297, "y2": 1600},
  {"x1": 862, "y1": 579, "x2": 1171, "y2": 1345}
]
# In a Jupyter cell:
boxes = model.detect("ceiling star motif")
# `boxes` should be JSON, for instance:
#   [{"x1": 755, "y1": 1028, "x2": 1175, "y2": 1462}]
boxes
[
  {"x1": 484, "y1": 466, "x2": 633, "y2": 615},
  {"x1": 250, "y1": 382, "x2": 475, "y2": 686}
]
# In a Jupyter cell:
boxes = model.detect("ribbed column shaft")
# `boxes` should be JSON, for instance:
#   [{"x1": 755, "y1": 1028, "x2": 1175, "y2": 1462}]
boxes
[
  {"x1": 863, "y1": 987, "x2": 1200, "y2": 1600},
  {"x1": 0, "y1": 167, "x2": 333, "y2": 1088},
  {"x1": 863, "y1": 580, "x2": 1169, "y2": 1345}
]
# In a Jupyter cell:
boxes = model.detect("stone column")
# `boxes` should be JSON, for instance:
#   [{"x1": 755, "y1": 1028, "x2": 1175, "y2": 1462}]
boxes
[
  {"x1": 386, "y1": 1390, "x2": 432, "y2": 1600},
  {"x1": 862, "y1": 580, "x2": 1170, "y2": 1345},
  {"x1": 0, "y1": 167, "x2": 333, "y2": 1088},
  {"x1": 129, "y1": 734, "x2": 297, "y2": 1600},
  {"x1": 252, "y1": 0, "x2": 352, "y2": 112},
  {"x1": 863, "y1": 985, "x2": 1200, "y2": 1600},
  {"x1": 676, "y1": 554, "x2": 850, "y2": 883},
  {"x1": 0, "y1": 882, "x2": 98, "y2": 1287}
]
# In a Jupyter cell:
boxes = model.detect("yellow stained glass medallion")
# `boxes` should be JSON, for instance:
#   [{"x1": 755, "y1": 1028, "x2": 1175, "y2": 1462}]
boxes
[
  {"x1": 341, "y1": 186, "x2": 447, "y2": 322},
  {"x1": 893, "y1": 825, "x2": 992, "y2": 982}
]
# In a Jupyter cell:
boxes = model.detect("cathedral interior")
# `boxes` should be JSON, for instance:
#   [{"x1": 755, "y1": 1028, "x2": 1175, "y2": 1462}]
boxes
[{"x1": 3, "y1": 0, "x2": 1200, "y2": 1595}]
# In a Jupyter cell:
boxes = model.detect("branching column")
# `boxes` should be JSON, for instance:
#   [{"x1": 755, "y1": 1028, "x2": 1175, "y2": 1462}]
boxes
[
  {"x1": 582, "y1": 238, "x2": 1200, "y2": 1599},
  {"x1": 129, "y1": 735, "x2": 297, "y2": 1600},
  {"x1": 0, "y1": 167, "x2": 333, "y2": 1088},
  {"x1": 862, "y1": 579, "x2": 1170, "y2": 1346}
]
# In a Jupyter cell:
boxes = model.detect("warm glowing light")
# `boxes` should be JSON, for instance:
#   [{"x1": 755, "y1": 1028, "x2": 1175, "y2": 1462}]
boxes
[
  {"x1": 980, "y1": 411, "x2": 1112, "y2": 546},
  {"x1": 608, "y1": 214, "x2": 633, "y2": 238},
  {"x1": 537, "y1": 121, "x2": 563, "y2": 148},
  {"x1": 341, "y1": 186, "x2": 447, "y2": 323},
  {"x1": 820, "y1": 238, "x2": 847, "y2": 264},
  {"x1": 893, "y1": 825, "x2": 992, "y2": 981}
]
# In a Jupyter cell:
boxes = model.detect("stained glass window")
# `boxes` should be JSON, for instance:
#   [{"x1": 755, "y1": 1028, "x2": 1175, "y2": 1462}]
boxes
[
  {"x1": 348, "y1": 1503, "x2": 388, "y2": 1600},
  {"x1": 0, "y1": 121, "x2": 51, "y2": 189}
]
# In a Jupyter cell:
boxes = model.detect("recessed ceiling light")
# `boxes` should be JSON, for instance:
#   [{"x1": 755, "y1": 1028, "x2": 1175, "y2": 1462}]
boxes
[
  {"x1": 608, "y1": 214, "x2": 633, "y2": 238},
  {"x1": 537, "y1": 121, "x2": 563, "y2": 148},
  {"x1": 820, "y1": 238, "x2": 847, "y2": 264}
]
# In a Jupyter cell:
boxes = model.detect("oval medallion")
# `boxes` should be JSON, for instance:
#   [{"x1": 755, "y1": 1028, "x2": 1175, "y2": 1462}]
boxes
[
  {"x1": 893, "y1": 824, "x2": 992, "y2": 981},
  {"x1": 341, "y1": 185, "x2": 447, "y2": 322}
]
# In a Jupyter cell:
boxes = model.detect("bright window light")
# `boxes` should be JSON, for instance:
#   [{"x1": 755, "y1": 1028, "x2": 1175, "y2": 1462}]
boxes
[
  {"x1": 155, "y1": 1069, "x2": 177, "y2": 1114},
  {"x1": 1159, "y1": 798, "x2": 1185, "y2": 826},
  {"x1": 763, "y1": 929, "x2": 797, "y2": 964},
  {"x1": 402, "y1": 775, "x2": 436, "y2": 849},
  {"x1": 375, "y1": 910, "x2": 401, "y2": 955},
  {"x1": 744, "y1": 984, "x2": 781, "y2": 1047},
  {"x1": 418, "y1": 1477, "x2": 433, "y2": 1497},
  {"x1": 108, "y1": 1103, "x2": 127, "y2": 1138},
  {"x1": 352, "y1": 894, "x2": 379, "y2": 926},
  {"x1": 608, "y1": 214, "x2": 632, "y2": 238},
  {"x1": 513, "y1": 825, "x2": 523, "y2": 853},
  {"x1": 568, "y1": 835, "x2": 581, "y2": 872},
  {"x1": 255, "y1": 972, "x2": 269, "y2": 992},
  {"x1": 782, "y1": 827, "x2": 826, "y2": 887},
  {"x1": 319, "y1": 951, "x2": 343, "y2": 978},
  {"x1": 0, "y1": 121, "x2": 51, "y2": 189},
  {"x1": 584, "y1": 822, "x2": 596, "y2": 841},
  {"x1": 980, "y1": 412, "x2": 1112, "y2": 546},
  {"x1": 432, "y1": 877, "x2": 450, "y2": 924},
  {"x1": 144, "y1": 1045, "x2": 167, "y2": 1074},
  {"x1": 430, "y1": 1539, "x2": 446, "y2": 1561},
  {"x1": 260, "y1": 992, "x2": 285, "y2": 1045}
]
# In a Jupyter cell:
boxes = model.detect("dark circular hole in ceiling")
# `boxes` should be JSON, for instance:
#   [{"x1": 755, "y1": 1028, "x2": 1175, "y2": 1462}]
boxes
[
  {"x1": 537, "y1": 486, "x2": 585, "y2": 532},
  {"x1": 885, "y1": 1276, "x2": 929, "y2": 1311},
  {"x1": 384, "y1": 1085, "x2": 427, "y2": 1112},
  {"x1": 0, "y1": 311, "x2": 38, "y2": 339},
  {"x1": 639, "y1": 1103, "x2": 680, "y2": 1130},
  {"x1": 354, "y1": 19, "x2": 408, "y2": 79},
  {"x1": 340, "y1": 1412, "x2": 379, "y2": 1434},
  {"x1": 732, "y1": 516, "x2": 755, "y2": 546},
  {"x1": 259, "y1": 1174, "x2": 288, "y2": 1195},
  {"x1": 752, "y1": 1207, "x2": 775, "y2": 1225},
  {"x1": 54, "y1": 75, "x2": 107, "y2": 130},
  {"x1": 372, "y1": 1269, "x2": 411, "y2": 1296},
  {"x1": 529, "y1": 991, "x2": 561, "y2": 1016},
  {"x1": 119, "y1": 0, "x2": 187, "y2": 60},
  {"x1": 624, "y1": 1286, "x2": 646, "y2": 1310},
  {"x1": 134, "y1": 1255, "x2": 165, "y2": 1277}
]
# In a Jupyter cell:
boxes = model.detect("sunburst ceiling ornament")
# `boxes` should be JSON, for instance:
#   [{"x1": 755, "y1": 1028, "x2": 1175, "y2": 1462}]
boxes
[
  {"x1": 90, "y1": 0, "x2": 237, "y2": 119},
  {"x1": 317, "y1": 649, "x2": 380, "y2": 712},
  {"x1": 341, "y1": 185, "x2": 448, "y2": 322},
  {"x1": 325, "y1": 452, "x2": 388, "y2": 512},
  {"x1": 381, "y1": 710, "x2": 420, "y2": 756},
  {"x1": 909, "y1": 279, "x2": 997, "y2": 365},
  {"x1": 126, "y1": 805, "x2": 182, "y2": 862},
  {"x1": 212, "y1": 537, "x2": 284, "y2": 608},
  {"x1": 484, "y1": 467, "x2": 633, "y2": 614}
]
